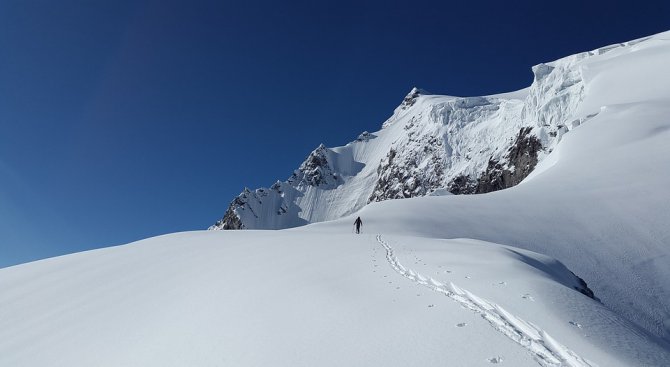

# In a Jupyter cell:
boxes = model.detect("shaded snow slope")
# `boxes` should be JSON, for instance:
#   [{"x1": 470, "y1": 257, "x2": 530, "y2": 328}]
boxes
[
  {"x1": 2, "y1": 230, "x2": 668, "y2": 366},
  {"x1": 211, "y1": 30, "x2": 670, "y2": 231}
]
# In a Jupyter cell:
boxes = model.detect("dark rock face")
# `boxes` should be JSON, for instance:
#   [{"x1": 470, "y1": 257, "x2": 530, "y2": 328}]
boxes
[
  {"x1": 401, "y1": 90, "x2": 420, "y2": 109},
  {"x1": 474, "y1": 159, "x2": 512, "y2": 193},
  {"x1": 448, "y1": 175, "x2": 478, "y2": 195},
  {"x1": 356, "y1": 131, "x2": 377, "y2": 142},
  {"x1": 399, "y1": 87, "x2": 427, "y2": 111},
  {"x1": 367, "y1": 135, "x2": 445, "y2": 203},
  {"x1": 369, "y1": 127, "x2": 542, "y2": 202},
  {"x1": 288, "y1": 144, "x2": 341, "y2": 189},
  {"x1": 573, "y1": 272, "x2": 597, "y2": 300},
  {"x1": 445, "y1": 127, "x2": 543, "y2": 195},
  {"x1": 212, "y1": 197, "x2": 246, "y2": 230},
  {"x1": 475, "y1": 127, "x2": 542, "y2": 194}
]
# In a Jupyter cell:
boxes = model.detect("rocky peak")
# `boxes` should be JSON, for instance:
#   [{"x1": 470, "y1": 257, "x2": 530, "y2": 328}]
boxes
[
  {"x1": 400, "y1": 87, "x2": 429, "y2": 110},
  {"x1": 287, "y1": 144, "x2": 341, "y2": 189},
  {"x1": 210, "y1": 31, "x2": 637, "y2": 231},
  {"x1": 355, "y1": 131, "x2": 377, "y2": 142}
]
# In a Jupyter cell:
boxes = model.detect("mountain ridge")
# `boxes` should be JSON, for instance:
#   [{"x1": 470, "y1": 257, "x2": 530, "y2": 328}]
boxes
[{"x1": 210, "y1": 32, "x2": 661, "y2": 231}]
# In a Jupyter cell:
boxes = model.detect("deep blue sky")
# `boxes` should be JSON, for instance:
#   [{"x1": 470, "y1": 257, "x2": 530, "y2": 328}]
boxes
[{"x1": 1, "y1": 0, "x2": 668, "y2": 268}]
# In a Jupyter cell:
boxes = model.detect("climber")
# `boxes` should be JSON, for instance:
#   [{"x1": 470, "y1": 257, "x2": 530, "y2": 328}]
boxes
[{"x1": 354, "y1": 216, "x2": 362, "y2": 234}]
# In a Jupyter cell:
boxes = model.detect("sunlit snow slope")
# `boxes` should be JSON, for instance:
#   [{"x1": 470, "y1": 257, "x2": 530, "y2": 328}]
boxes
[
  {"x1": 2, "y1": 31, "x2": 670, "y2": 367},
  {"x1": 2, "y1": 230, "x2": 669, "y2": 366}
]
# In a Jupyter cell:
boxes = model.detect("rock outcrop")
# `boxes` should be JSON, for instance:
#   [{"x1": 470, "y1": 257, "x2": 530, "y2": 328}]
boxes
[
  {"x1": 288, "y1": 144, "x2": 342, "y2": 189},
  {"x1": 472, "y1": 127, "x2": 543, "y2": 194}
]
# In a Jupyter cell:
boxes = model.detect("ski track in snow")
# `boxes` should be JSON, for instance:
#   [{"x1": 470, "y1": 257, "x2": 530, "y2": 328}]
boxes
[{"x1": 376, "y1": 234, "x2": 597, "y2": 367}]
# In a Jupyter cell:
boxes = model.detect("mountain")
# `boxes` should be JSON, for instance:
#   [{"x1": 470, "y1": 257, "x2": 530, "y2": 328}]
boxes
[
  {"x1": 210, "y1": 35, "x2": 613, "y2": 230},
  {"x1": 3, "y1": 30, "x2": 670, "y2": 366}
]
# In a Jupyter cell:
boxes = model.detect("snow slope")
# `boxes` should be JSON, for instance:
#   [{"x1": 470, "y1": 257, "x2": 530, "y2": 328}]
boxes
[
  {"x1": 3, "y1": 30, "x2": 670, "y2": 366},
  {"x1": 308, "y1": 95, "x2": 670, "y2": 342},
  {"x1": 211, "y1": 29, "x2": 670, "y2": 343},
  {"x1": 2, "y1": 230, "x2": 668, "y2": 366}
]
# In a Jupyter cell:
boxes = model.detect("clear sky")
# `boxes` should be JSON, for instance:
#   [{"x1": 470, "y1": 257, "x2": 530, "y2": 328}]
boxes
[{"x1": 1, "y1": 0, "x2": 668, "y2": 268}]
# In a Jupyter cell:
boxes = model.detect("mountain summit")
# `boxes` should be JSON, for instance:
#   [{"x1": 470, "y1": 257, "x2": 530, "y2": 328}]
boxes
[{"x1": 210, "y1": 36, "x2": 608, "y2": 230}]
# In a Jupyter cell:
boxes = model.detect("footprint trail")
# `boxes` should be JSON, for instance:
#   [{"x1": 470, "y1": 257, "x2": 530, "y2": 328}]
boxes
[{"x1": 376, "y1": 234, "x2": 597, "y2": 367}]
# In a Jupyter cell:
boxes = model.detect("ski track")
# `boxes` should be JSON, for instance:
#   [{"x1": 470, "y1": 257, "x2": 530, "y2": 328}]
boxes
[{"x1": 376, "y1": 234, "x2": 597, "y2": 367}]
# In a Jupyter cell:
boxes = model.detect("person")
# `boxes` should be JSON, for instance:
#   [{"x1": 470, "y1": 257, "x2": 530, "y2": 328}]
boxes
[{"x1": 354, "y1": 216, "x2": 362, "y2": 234}]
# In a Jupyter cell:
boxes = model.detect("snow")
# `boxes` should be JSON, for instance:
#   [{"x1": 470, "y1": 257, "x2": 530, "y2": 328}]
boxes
[
  {"x1": 3, "y1": 230, "x2": 668, "y2": 366},
  {"x1": 2, "y1": 231, "x2": 668, "y2": 366},
  {"x1": 214, "y1": 30, "x2": 670, "y2": 231},
  {"x1": 3, "y1": 30, "x2": 670, "y2": 366},
  {"x1": 310, "y1": 99, "x2": 670, "y2": 343},
  {"x1": 575, "y1": 31, "x2": 670, "y2": 117}
]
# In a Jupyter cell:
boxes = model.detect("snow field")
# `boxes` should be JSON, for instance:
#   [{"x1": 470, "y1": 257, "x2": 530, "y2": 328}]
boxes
[
  {"x1": 0, "y1": 231, "x2": 535, "y2": 366},
  {"x1": 4, "y1": 229, "x2": 669, "y2": 366}
]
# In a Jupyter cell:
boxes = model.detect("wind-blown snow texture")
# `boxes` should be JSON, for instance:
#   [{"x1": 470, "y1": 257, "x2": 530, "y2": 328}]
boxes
[{"x1": 3, "y1": 31, "x2": 670, "y2": 367}]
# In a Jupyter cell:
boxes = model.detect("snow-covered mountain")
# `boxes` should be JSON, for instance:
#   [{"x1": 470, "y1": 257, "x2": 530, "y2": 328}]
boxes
[
  {"x1": 3, "y1": 30, "x2": 670, "y2": 367},
  {"x1": 210, "y1": 33, "x2": 630, "y2": 230}
]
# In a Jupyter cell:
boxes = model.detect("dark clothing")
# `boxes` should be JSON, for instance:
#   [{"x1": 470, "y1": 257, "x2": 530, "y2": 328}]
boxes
[{"x1": 354, "y1": 217, "x2": 362, "y2": 234}]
